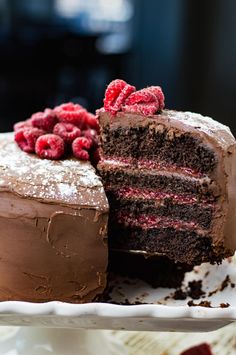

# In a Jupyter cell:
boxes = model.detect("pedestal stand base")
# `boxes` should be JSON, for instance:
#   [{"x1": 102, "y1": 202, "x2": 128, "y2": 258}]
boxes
[{"x1": 0, "y1": 326, "x2": 127, "y2": 354}]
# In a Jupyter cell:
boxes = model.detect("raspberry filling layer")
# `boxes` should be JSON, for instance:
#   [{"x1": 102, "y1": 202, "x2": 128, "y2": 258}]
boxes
[
  {"x1": 107, "y1": 186, "x2": 214, "y2": 206},
  {"x1": 116, "y1": 212, "x2": 204, "y2": 232},
  {"x1": 101, "y1": 157, "x2": 204, "y2": 178}
]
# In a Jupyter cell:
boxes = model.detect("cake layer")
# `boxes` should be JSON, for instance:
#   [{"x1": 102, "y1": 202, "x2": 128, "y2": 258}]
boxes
[
  {"x1": 99, "y1": 109, "x2": 236, "y2": 174},
  {"x1": 108, "y1": 250, "x2": 193, "y2": 288},
  {"x1": 115, "y1": 212, "x2": 204, "y2": 232},
  {"x1": 99, "y1": 162, "x2": 219, "y2": 198},
  {"x1": 101, "y1": 157, "x2": 204, "y2": 178},
  {"x1": 109, "y1": 224, "x2": 229, "y2": 265},
  {"x1": 107, "y1": 189, "x2": 213, "y2": 229},
  {"x1": 101, "y1": 124, "x2": 217, "y2": 173},
  {"x1": 0, "y1": 133, "x2": 109, "y2": 302}
]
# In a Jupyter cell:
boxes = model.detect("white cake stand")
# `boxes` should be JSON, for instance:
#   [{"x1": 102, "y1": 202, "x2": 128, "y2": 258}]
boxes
[
  {"x1": 0, "y1": 327, "x2": 127, "y2": 355},
  {"x1": 0, "y1": 258, "x2": 235, "y2": 353}
]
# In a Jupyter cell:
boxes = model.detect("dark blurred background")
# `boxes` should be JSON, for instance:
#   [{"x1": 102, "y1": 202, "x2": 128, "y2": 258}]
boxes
[{"x1": 0, "y1": 0, "x2": 235, "y2": 134}]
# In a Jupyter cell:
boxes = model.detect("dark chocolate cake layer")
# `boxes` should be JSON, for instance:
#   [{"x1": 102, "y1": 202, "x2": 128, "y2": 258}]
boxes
[
  {"x1": 109, "y1": 224, "x2": 226, "y2": 265},
  {"x1": 101, "y1": 123, "x2": 217, "y2": 173},
  {"x1": 107, "y1": 191, "x2": 213, "y2": 229},
  {"x1": 109, "y1": 250, "x2": 193, "y2": 288},
  {"x1": 98, "y1": 109, "x2": 236, "y2": 266},
  {"x1": 99, "y1": 163, "x2": 219, "y2": 197},
  {"x1": 0, "y1": 133, "x2": 109, "y2": 303}
]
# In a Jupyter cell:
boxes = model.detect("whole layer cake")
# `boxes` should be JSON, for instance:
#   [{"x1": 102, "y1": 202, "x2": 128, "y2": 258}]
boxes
[
  {"x1": 98, "y1": 80, "x2": 236, "y2": 266},
  {"x1": 0, "y1": 133, "x2": 108, "y2": 302}
]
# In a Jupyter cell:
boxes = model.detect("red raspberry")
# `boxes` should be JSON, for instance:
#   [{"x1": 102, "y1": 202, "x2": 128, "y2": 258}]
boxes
[
  {"x1": 146, "y1": 86, "x2": 165, "y2": 110},
  {"x1": 84, "y1": 113, "x2": 100, "y2": 132},
  {"x1": 180, "y1": 343, "x2": 213, "y2": 355},
  {"x1": 35, "y1": 134, "x2": 65, "y2": 160},
  {"x1": 82, "y1": 129, "x2": 99, "y2": 150},
  {"x1": 104, "y1": 79, "x2": 136, "y2": 115},
  {"x1": 53, "y1": 122, "x2": 81, "y2": 144},
  {"x1": 14, "y1": 128, "x2": 44, "y2": 153},
  {"x1": 14, "y1": 119, "x2": 33, "y2": 132},
  {"x1": 122, "y1": 88, "x2": 159, "y2": 115},
  {"x1": 54, "y1": 102, "x2": 88, "y2": 128},
  {"x1": 31, "y1": 109, "x2": 58, "y2": 132},
  {"x1": 72, "y1": 137, "x2": 92, "y2": 161}
]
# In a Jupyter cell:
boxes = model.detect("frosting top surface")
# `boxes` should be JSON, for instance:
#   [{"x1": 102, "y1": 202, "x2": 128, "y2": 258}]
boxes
[
  {"x1": 0, "y1": 133, "x2": 108, "y2": 209},
  {"x1": 163, "y1": 110, "x2": 235, "y2": 148},
  {"x1": 99, "y1": 108, "x2": 236, "y2": 149}
]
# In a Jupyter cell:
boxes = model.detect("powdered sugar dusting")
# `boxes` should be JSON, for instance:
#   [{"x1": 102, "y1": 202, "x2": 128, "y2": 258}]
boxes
[
  {"x1": 57, "y1": 183, "x2": 77, "y2": 197},
  {"x1": 0, "y1": 133, "x2": 108, "y2": 209},
  {"x1": 165, "y1": 110, "x2": 235, "y2": 148}
]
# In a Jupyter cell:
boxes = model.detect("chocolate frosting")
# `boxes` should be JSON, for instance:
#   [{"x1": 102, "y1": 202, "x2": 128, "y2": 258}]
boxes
[
  {"x1": 0, "y1": 133, "x2": 109, "y2": 302},
  {"x1": 99, "y1": 109, "x2": 236, "y2": 255}
]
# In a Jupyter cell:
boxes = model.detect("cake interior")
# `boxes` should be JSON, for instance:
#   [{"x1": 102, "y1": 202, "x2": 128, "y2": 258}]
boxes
[{"x1": 98, "y1": 111, "x2": 231, "y2": 266}]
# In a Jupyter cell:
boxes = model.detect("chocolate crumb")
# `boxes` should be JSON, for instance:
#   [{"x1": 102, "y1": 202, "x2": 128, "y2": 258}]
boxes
[
  {"x1": 220, "y1": 303, "x2": 230, "y2": 308},
  {"x1": 187, "y1": 280, "x2": 205, "y2": 299},
  {"x1": 188, "y1": 300, "x2": 230, "y2": 308},
  {"x1": 172, "y1": 280, "x2": 205, "y2": 300},
  {"x1": 173, "y1": 288, "x2": 187, "y2": 300},
  {"x1": 208, "y1": 274, "x2": 232, "y2": 297},
  {"x1": 188, "y1": 300, "x2": 212, "y2": 307},
  {"x1": 164, "y1": 295, "x2": 171, "y2": 301},
  {"x1": 220, "y1": 275, "x2": 231, "y2": 291},
  {"x1": 208, "y1": 288, "x2": 218, "y2": 297}
]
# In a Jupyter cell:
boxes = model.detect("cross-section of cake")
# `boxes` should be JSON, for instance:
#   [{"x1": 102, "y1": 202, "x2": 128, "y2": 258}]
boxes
[{"x1": 98, "y1": 79, "x2": 236, "y2": 266}]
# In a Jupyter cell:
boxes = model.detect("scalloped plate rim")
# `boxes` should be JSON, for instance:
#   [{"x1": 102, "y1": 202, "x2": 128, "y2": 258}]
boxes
[{"x1": 0, "y1": 301, "x2": 235, "y2": 320}]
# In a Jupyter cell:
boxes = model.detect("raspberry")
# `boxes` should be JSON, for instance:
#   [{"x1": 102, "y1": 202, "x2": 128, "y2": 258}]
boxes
[
  {"x1": 82, "y1": 129, "x2": 99, "y2": 150},
  {"x1": 35, "y1": 134, "x2": 65, "y2": 160},
  {"x1": 31, "y1": 109, "x2": 58, "y2": 132},
  {"x1": 54, "y1": 102, "x2": 88, "y2": 128},
  {"x1": 53, "y1": 122, "x2": 81, "y2": 144},
  {"x1": 84, "y1": 113, "x2": 100, "y2": 132},
  {"x1": 104, "y1": 79, "x2": 136, "y2": 115},
  {"x1": 180, "y1": 343, "x2": 213, "y2": 355},
  {"x1": 146, "y1": 86, "x2": 165, "y2": 110},
  {"x1": 72, "y1": 137, "x2": 92, "y2": 161},
  {"x1": 122, "y1": 88, "x2": 159, "y2": 115},
  {"x1": 14, "y1": 119, "x2": 33, "y2": 132},
  {"x1": 14, "y1": 128, "x2": 44, "y2": 153}
]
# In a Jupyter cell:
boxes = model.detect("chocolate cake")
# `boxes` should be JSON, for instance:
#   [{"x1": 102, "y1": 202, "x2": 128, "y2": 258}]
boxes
[
  {"x1": 98, "y1": 83, "x2": 236, "y2": 266},
  {"x1": 0, "y1": 133, "x2": 108, "y2": 302}
]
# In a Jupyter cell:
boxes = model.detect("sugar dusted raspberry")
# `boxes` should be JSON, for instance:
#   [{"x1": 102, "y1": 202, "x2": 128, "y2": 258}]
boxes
[
  {"x1": 35, "y1": 134, "x2": 65, "y2": 160},
  {"x1": 85, "y1": 113, "x2": 100, "y2": 132},
  {"x1": 72, "y1": 137, "x2": 92, "y2": 161},
  {"x1": 14, "y1": 119, "x2": 33, "y2": 132},
  {"x1": 54, "y1": 102, "x2": 88, "y2": 128},
  {"x1": 82, "y1": 129, "x2": 99, "y2": 150},
  {"x1": 180, "y1": 343, "x2": 213, "y2": 355},
  {"x1": 146, "y1": 86, "x2": 165, "y2": 110},
  {"x1": 104, "y1": 79, "x2": 136, "y2": 115},
  {"x1": 31, "y1": 109, "x2": 58, "y2": 132},
  {"x1": 53, "y1": 122, "x2": 81, "y2": 144},
  {"x1": 122, "y1": 88, "x2": 159, "y2": 115},
  {"x1": 14, "y1": 128, "x2": 44, "y2": 153}
]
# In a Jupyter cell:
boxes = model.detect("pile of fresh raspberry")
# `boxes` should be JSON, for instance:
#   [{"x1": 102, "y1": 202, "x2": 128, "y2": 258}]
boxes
[
  {"x1": 103, "y1": 79, "x2": 165, "y2": 116},
  {"x1": 14, "y1": 103, "x2": 100, "y2": 163}
]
